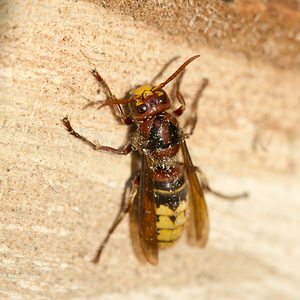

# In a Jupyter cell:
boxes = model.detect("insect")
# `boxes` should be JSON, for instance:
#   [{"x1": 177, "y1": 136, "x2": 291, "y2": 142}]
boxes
[{"x1": 62, "y1": 55, "x2": 247, "y2": 265}]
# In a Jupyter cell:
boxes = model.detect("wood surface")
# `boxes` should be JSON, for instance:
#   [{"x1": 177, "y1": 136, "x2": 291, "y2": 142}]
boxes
[{"x1": 0, "y1": 0, "x2": 299, "y2": 299}]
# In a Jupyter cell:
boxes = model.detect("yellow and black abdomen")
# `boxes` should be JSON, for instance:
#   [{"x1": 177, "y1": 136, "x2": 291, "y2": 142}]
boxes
[{"x1": 154, "y1": 175, "x2": 187, "y2": 248}]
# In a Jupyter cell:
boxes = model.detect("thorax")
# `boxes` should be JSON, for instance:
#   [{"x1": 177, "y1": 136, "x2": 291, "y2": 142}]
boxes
[{"x1": 137, "y1": 113, "x2": 182, "y2": 160}]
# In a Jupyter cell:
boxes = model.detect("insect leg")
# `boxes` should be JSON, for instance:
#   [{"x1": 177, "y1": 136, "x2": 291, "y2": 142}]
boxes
[
  {"x1": 90, "y1": 69, "x2": 134, "y2": 125},
  {"x1": 62, "y1": 116, "x2": 133, "y2": 154},
  {"x1": 92, "y1": 175, "x2": 140, "y2": 263},
  {"x1": 195, "y1": 166, "x2": 248, "y2": 200},
  {"x1": 184, "y1": 78, "x2": 209, "y2": 136}
]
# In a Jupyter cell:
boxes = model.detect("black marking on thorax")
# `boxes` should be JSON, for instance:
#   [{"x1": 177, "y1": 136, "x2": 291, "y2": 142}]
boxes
[{"x1": 148, "y1": 115, "x2": 180, "y2": 152}]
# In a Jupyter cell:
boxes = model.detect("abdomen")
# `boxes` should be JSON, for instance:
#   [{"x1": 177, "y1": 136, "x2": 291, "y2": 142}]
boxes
[{"x1": 153, "y1": 171, "x2": 188, "y2": 248}]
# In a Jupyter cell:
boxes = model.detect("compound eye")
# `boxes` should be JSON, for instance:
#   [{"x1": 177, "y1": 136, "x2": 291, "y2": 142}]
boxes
[
  {"x1": 157, "y1": 92, "x2": 167, "y2": 104},
  {"x1": 137, "y1": 104, "x2": 147, "y2": 113}
]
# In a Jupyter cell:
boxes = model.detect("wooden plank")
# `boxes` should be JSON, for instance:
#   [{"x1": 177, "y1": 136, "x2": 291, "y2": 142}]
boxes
[{"x1": 0, "y1": 0, "x2": 299, "y2": 299}]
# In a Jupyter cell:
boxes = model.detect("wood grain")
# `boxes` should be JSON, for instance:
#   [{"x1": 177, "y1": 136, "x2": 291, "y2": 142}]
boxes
[{"x1": 0, "y1": 0, "x2": 299, "y2": 299}]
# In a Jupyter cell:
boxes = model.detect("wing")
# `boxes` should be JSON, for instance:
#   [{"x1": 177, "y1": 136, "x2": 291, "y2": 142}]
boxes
[
  {"x1": 137, "y1": 153, "x2": 158, "y2": 265},
  {"x1": 181, "y1": 141, "x2": 209, "y2": 247},
  {"x1": 129, "y1": 177, "x2": 147, "y2": 264}
]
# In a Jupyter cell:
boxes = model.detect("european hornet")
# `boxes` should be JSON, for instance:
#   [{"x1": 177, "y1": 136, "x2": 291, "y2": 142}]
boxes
[{"x1": 62, "y1": 55, "x2": 247, "y2": 265}]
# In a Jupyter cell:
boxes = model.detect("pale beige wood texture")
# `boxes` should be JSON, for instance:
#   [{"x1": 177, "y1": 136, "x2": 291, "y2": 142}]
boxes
[{"x1": 0, "y1": 1, "x2": 299, "y2": 299}]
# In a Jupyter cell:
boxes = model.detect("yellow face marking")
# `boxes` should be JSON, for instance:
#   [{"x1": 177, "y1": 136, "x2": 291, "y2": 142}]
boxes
[
  {"x1": 154, "y1": 90, "x2": 163, "y2": 97},
  {"x1": 136, "y1": 98, "x2": 144, "y2": 106},
  {"x1": 142, "y1": 89, "x2": 153, "y2": 98},
  {"x1": 130, "y1": 85, "x2": 152, "y2": 97}
]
